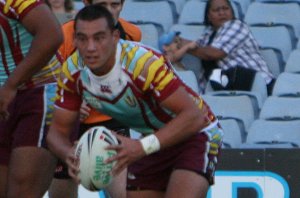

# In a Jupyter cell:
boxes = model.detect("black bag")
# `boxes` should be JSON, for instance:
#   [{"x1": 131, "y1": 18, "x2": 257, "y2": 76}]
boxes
[{"x1": 210, "y1": 66, "x2": 256, "y2": 91}]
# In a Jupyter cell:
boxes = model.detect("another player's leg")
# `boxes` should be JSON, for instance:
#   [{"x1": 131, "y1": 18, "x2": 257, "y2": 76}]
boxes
[
  {"x1": 106, "y1": 168, "x2": 127, "y2": 198},
  {"x1": 7, "y1": 147, "x2": 57, "y2": 198},
  {"x1": 0, "y1": 165, "x2": 8, "y2": 198},
  {"x1": 48, "y1": 178, "x2": 78, "y2": 198},
  {"x1": 165, "y1": 169, "x2": 209, "y2": 198},
  {"x1": 6, "y1": 84, "x2": 59, "y2": 197}
]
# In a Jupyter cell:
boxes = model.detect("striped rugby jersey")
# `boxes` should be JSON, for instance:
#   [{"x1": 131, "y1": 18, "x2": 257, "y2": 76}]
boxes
[
  {"x1": 0, "y1": 0, "x2": 62, "y2": 88},
  {"x1": 55, "y1": 39, "x2": 215, "y2": 134}
]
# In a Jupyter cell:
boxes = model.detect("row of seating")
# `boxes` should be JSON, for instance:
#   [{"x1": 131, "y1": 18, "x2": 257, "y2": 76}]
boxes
[{"x1": 177, "y1": 69, "x2": 300, "y2": 149}]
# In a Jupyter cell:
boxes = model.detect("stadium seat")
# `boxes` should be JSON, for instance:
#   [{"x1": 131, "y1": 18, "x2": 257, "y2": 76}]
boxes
[
  {"x1": 205, "y1": 72, "x2": 268, "y2": 113},
  {"x1": 202, "y1": 95, "x2": 256, "y2": 140},
  {"x1": 284, "y1": 49, "x2": 300, "y2": 73},
  {"x1": 170, "y1": 24, "x2": 205, "y2": 40},
  {"x1": 180, "y1": 54, "x2": 204, "y2": 85},
  {"x1": 245, "y1": 119, "x2": 300, "y2": 148},
  {"x1": 120, "y1": 1, "x2": 175, "y2": 32},
  {"x1": 244, "y1": 2, "x2": 300, "y2": 44},
  {"x1": 297, "y1": 39, "x2": 300, "y2": 49},
  {"x1": 232, "y1": 0, "x2": 252, "y2": 17},
  {"x1": 260, "y1": 48, "x2": 282, "y2": 77},
  {"x1": 137, "y1": 23, "x2": 160, "y2": 50},
  {"x1": 178, "y1": 0, "x2": 207, "y2": 25},
  {"x1": 259, "y1": 96, "x2": 300, "y2": 120},
  {"x1": 176, "y1": 70, "x2": 200, "y2": 93},
  {"x1": 219, "y1": 119, "x2": 243, "y2": 148},
  {"x1": 272, "y1": 72, "x2": 300, "y2": 96},
  {"x1": 250, "y1": 26, "x2": 292, "y2": 64}
]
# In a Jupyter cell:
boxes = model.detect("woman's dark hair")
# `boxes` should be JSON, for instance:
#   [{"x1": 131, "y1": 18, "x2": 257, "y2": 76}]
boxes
[
  {"x1": 74, "y1": 4, "x2": 116, "y2": 31},
  {"x1": 203, "y1": 0, "x2": 235, "y2": 26}
]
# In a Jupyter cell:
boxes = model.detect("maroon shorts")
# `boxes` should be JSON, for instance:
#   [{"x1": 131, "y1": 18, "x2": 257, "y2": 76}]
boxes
[
  {"x1": 127, "y1": 122, "x2": 223, "y2": 191},
  {"x1": 0, "y1": 84, "x2": 57, "y2": 165}
]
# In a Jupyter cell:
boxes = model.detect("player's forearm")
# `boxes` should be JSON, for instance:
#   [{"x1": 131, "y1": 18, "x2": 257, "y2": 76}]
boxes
[{"x1": 47, "y1": 127, "x2": 74, "y2": 162}]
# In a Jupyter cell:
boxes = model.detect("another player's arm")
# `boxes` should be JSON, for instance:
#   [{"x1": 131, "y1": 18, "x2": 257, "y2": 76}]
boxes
[
  {"x1": 47, "y1": 108, "x2": 79, "y2": 162},
  {"x1": 0, "y1": 4, "x2": 63, "y2": 119},
  {"x1": 5, "y1": 4, "x2": 63, "y2": 89}
]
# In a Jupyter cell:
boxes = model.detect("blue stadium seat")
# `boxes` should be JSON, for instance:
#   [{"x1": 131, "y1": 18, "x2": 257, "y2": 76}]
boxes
[
  {"x1": 170, "y1": 24, "x2": 205, "y2": 40},
  {"x1": 137, "y1": 23, "x2": 161, "y2": 50},
  {"x1": 245, "y1": 119, "x2": 300, "y2": 148},
  {"x1": 205, "y1": 72, "x2": 268, "y2": 113},
  {"x1": 180, "y1": 54, "x2": 204, "y2": 87},
  {"x1": 260, "y1": 48, "x2": 282, "y2": 77},
  {"x1": 284, "y1": 49, "x2": 300, "y2": 73},
  {"x1": 250, "y1": 26, "x2": 292, "y2": 64},
  {"x1": 120, "y1": 1, "x2": 175, "y2": 32},
  {"x1": 178, "y1": 0, "x2": 206, "y2": 25},
  {"x1": 202, "y1": 95, "x2": 256, "y2": 140},
  {"x1": 219, "y1": 119, "x2": 243, "y2": 148},
  {"x1": 244, "y1": 2, "x2": 300, "y2": 45},
  {"x1": 272, "y1": 72, "x2": 300, "y2": 96},
  {"x1": 176, "y1": 70, "x2": 200, "y2": 93},
  {"x1": 259, "y1": 96, "x2": 300, "y2": 120}
]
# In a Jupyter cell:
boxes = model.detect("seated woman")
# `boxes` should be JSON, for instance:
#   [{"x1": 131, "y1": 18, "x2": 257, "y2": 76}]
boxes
[{"x1": 173, "y1": 0, "x2": 275, "y2": 95}]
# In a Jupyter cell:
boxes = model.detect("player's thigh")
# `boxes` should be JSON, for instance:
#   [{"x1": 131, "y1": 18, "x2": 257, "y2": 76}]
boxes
[
  {"x1": 106, "y1": 168, "x2": 127, "y2": 198},
  {"x1": 48, "y1": 178, "x2": 78, "y2": 198},
  {"x1": 165, "y1": 169, "x2": 209, "y2": 198},
  {"x1": 0, "y1": 165, "x2": 8, "y2": 198},
  {"x1": 8, "y1": 147, "x2": 56, "y2": 195}
]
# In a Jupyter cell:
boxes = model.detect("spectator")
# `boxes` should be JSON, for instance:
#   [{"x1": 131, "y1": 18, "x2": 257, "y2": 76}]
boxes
[
  {"x1": 45, "y1": 0, "x2": 77, "y2": 24},
  {"x1": 182, "y1": 0, "x2": 275, "y2": 94},
  {"x1": 0, "y1": 0, "x2": 63, "y2": 197}
]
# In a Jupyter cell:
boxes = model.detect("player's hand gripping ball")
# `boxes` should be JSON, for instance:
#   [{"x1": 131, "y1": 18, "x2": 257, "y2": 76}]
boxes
[{"x1": 75, "y1": 126, "x2": 119, "y2": 191}]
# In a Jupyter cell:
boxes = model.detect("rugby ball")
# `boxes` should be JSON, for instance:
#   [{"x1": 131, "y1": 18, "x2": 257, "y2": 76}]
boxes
[{"x1": 75, "y1": 126, "x2": 119, "y2": 191}]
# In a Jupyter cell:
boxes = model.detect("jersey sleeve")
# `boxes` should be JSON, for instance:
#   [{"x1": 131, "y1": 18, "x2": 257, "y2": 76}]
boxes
[
  {"x1": 2, "y1": 0, "x2": 43, "y2": 20},
  {"x1": 55, "y1": 52, "x2": 83, "y2": 111}
]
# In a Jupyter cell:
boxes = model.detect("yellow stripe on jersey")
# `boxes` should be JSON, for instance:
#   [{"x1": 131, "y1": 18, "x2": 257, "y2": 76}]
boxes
[
  {"x1": 4, "y1": 0, "x2": 14, "y2": 13},
  {"x1": 57, "y1": 77, "x2": 73, "y2": 92},
  {"x1": 18, "y1": 0, "x2": 36, "y2": 14},
  {"x1": 126, "y1": 46, "x2": 139, "y2": 70},
  {"x1": 156, "y1": 72, "x2": 174, "y2": 91},
  {"x1": 120, "y1": 43, "x2": 129, "y2": 61},
  {"x1": 153, "y1": 69, "x2": 167, "y2": 84},
  {"x1": 42, "y1": 59, "x2": 59, "y2": 71},
  {"x1": 133, "y1": 51, "x2": 153, "y2": 80},
  {"x1": 62, "y1": 62, "x2": 74, "y2": 82},
  {"x1": 71, "y1": 52, "x2": 79, "y2": 66},
  {"x1": 143, "y1": 56, "x2": 164, "y2": 91}
]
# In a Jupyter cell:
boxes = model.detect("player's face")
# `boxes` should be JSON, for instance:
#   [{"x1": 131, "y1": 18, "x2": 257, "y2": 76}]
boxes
[
  {"x1": 208, "y1": 0, "x2": 233, "y2": 29},
  {"x1": 91, "y1": 0, "x2": 123, "y2": 22},
  {"x1": 74, "y1": 18, "x2": 119, "y2": 75}
]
